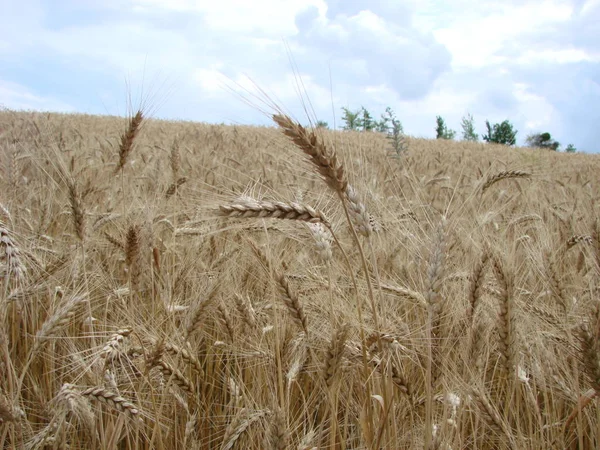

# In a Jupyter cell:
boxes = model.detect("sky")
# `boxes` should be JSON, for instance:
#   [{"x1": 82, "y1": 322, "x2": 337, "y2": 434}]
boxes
[{"x1": 1, "y1": 0, "x2": 599, "y2": 152}]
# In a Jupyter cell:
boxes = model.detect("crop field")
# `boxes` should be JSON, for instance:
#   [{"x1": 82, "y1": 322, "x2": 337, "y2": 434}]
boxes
[{"x1": 0, "y1": 107, "x2": 599, "y2": 449}]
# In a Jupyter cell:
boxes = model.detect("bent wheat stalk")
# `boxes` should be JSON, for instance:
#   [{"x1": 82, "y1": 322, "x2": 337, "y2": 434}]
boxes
[{"x1": 273, "y1": 113, "x2": 379, "y2": 442}]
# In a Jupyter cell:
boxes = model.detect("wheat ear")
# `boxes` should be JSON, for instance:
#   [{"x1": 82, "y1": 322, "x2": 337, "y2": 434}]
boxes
[
  {"x1": 481, "y1": 170, "x2": 531, "y2": 193},
  {"x1": 52, "y1": 383, "x2": 95, "y2": 432},
  {"x1": 125, "y1": 224, "x2": 141, "y2": 287},
  {"x1": 67, "y1": 179, "x2": 85, "y2": 242},
  {"x1": 100, "y1": 328, "x2": 132, "y2": 363},
  {"x1": 221, "y1": 409, "x2": 267, "y2": 450},
  {"x1": 264, "y1": 408, "x2": 290, "y2": 450},
  {"x1": 186, "y1": 284, "x2": 220, "y2": 339},
  {"x1": 218, "y1": 198, "x2": 330, "y2": 226},
  {"x1": 344, "y1": 184, "x2": 372, "y2": 237},
  {"x1": 162, "y1": 342, "x2": 204, "y2": 377},
  {"x1": 0, "y1": 220, "x2": 26, "y2": 280},
  {"x1": 272, "y1": 114, "x2": 347, "y2": 193},
  {"x1": 170, "y1": 137, "x2": 180, "y2": 181},
  {"x1": 81, "y1": 386, "x2": 140, "y2": 418},
  {"x1": 166, "y1": 176, "x2": 188, "y2": 198},
  {"x1": 468, "y1": 250, "x2": 489, "y2": 326},
  {"x1": 492, "y1": 256, "x2": 517, "y2": 375},
  {"x1": 115, "y1": 110, "x2": 143, "y2": 173},
  {"x1": 323, "y1": 323, "x2": 349, "y2": 387},
  {"x1": 248, "y1": 240, "x2": 308, "y2": 334},
  {"x1": 152, "y1": 359, "x2": 195, "y2": 397}
]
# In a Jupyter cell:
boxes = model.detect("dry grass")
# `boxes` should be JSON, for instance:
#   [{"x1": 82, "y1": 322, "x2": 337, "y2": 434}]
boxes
[{"x1": 1, "y1": 107, "x2": 600, "y2": 449}]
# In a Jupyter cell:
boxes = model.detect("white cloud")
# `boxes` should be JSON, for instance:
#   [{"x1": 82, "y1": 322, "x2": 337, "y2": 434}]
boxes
[
  {"x1": 511, "y1": 83, "x2": 560, "y2": 132},
  {"x1": 420, "y1": 1, "x2": 574, "y2": 68},
  {"x1": 192, "y1": 66, "x2": 228, "y2": 96},
  {"x1": 0, "y1": 80, "x2": 75, "y2": 112},
  {"x1": 581, "y1": 0, "x2": 600, "y2": 15},
  {"x1": 516, "y1": 48, "x2": 599, "y2": 64},
  {"x1": 132, "y1": 0, "x2": 327, "y2": 35}
]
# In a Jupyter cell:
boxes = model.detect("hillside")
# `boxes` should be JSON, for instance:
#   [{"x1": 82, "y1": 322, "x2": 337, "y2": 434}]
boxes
[{"x1": 1, "y1": 109, "x2": 599, "y2": 449}]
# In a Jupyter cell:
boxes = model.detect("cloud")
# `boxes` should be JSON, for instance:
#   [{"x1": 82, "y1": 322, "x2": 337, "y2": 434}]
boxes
[
  {"x1": 0, "y1": 80, "x2": 75, "y2": 112},
  {"x1": 131, "y1": 0, "x2": 327, "y2": 35},
  {"x1": 292, "y1": 7, "x2": 452, "y2": 100}
]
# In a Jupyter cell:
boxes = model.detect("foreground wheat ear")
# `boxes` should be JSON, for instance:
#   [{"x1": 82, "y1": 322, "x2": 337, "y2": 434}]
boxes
[
  {"x1": 272, "y1": 114, "x2": 347, "y2": 193},
  {"x1": 115, "y1": 110, "x2": 143, "y2": 173},
  {"x1": 2, "y1": 107, "x2": 600, "y2": 449}
]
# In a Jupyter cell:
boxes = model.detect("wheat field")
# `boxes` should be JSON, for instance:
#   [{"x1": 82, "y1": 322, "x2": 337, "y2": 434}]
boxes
[{"x1": 0, "y1": 106, "x2": 599, "y2": 449}]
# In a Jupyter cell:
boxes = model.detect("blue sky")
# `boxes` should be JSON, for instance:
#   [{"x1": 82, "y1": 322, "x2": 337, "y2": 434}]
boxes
[{"x1": 1, "y1": 0, "x2": 599, "y2": 152}]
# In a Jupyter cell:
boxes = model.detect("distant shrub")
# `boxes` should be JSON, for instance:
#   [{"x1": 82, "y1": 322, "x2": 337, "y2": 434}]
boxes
[
  {"x1": 461, "y1": 113, "x2": 478, "y2": 141},
  {"x1": 482, "y1": 120, "x2": 517, "y2": 146},
  {"x1": 435, "y1": 116, "x2": 456, "y2": 140},
  {"x1": 526, "y1": 132, "x2": 560, "y2": 151}
]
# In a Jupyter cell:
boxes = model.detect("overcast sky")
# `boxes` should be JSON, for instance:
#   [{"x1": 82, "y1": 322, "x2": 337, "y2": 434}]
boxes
[{"x1": 1, "y1": 0, "x2": 598, "y2": 152}]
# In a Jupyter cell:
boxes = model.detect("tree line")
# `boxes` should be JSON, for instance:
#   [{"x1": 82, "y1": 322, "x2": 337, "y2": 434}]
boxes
[{"x1": 317, "y1": 106, "x2": 576, "y2": 153}]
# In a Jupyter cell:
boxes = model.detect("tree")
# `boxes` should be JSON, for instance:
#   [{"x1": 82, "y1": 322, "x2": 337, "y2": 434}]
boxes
[
  {"x1": 435, "y1": 116, "x2": 456, "y2": 140},
  {"x1": 460, "y1": 113, "x2": 478, "y2": 141},
  {"x1": 565, "y1": 143, "x2": 576, "y2": 153},
  {"x1": 341, "y1": 107, "x2": 362, "y2": 131},
  {"x1": 376, "y1": 107, "x2": 403, "y2": 134},
  {"x1": 482, "y1": 120, "x2": 517, "y2": 146},
  {"x1": 525, "y1": 132, "x2": 560, "y2": 151},
  {"x1": 383, "y1": 107, "x2": 407, "y2": 158},
  {"x1": 360, "y1": 107, "x2": 375, "y2": 131},
  {"x1": 375, "y1": 108, "x2": 391, "y2": 133},
  {"x1": 315, "y1": 120, "x2": 329, "y2": 129}
]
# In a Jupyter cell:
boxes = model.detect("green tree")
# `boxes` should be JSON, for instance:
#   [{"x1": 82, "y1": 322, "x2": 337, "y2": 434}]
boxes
[
  {"x1": 360, "y1": 106, "x2": 375, "y2": 131},
  {"x1": 565, "y1": 143, "x2": 576, "y2": 153},
  {"x1": 383, "y1": 107, "x2": 407, "y2": 158},
  {"x1": 436, "y1": 116, "x2": 456, "y2": 140},
  {"x1": 315, "y1": 120, "x2": 329, "y2": 129},
  {"x1": 375, "y1": 108, "x2": 391, "y2": 133},
  {"x1": 376, "y1": 107, "x2": 403, "y2": 134},
  {"x1": 341, "y1": 107, "x2": 362, "y2": 131},
  {"x1": 525, "y1": 132, "x2": 560, "y2": 151},
  {"x1": 482, "y1": 120, "x2": 517, "y2": 146},
  {"x1": 460, "y1": 113, "x2": 478, "y2": 141}
]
